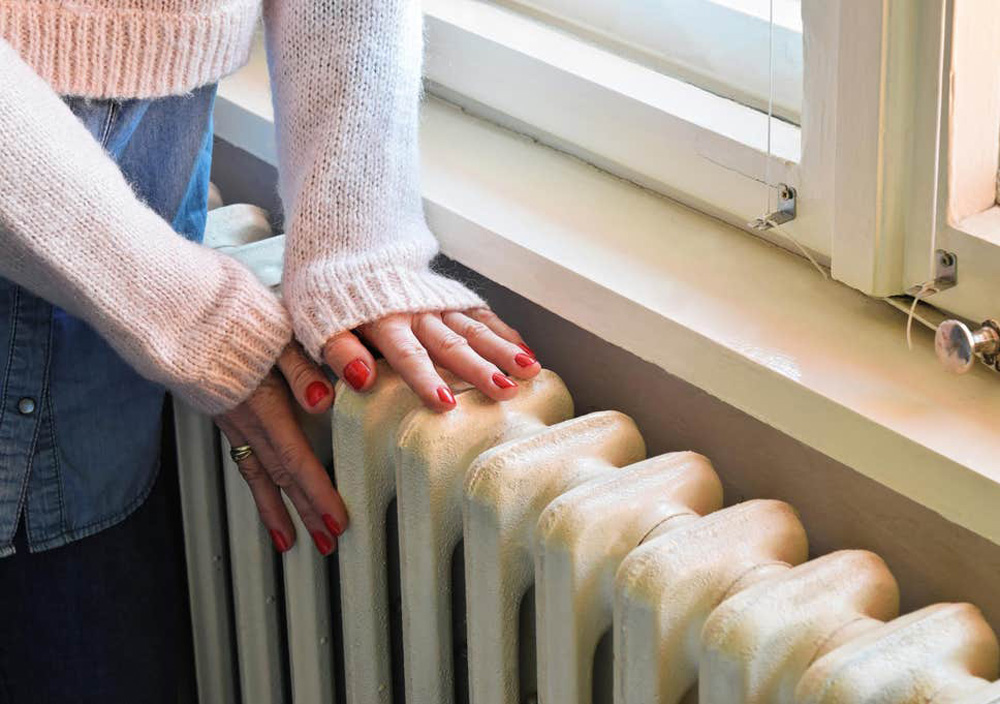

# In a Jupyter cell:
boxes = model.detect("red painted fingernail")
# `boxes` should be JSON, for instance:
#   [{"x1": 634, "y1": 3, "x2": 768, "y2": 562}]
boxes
[
  {"x1": 437, "y1": 386, "x2": 456, "y2": 405},
  {"x1": 322, "y1": 514, "x2": 344, "y2": 537},
  {"x1": 343, "y1": 359, "x2": 371, "y2": 391},
  {"x1": 306, "y1": 381, "x2": 330, "y2": 407},
  {"x1": 269, "y1": 529, "x2": 291, "y2": 553},
  {"x1": 514, "y1": 353, "x2": 536, "y2": 368},
  {"x1": 518, "y1": 343, "x2": 536, "y2": 357},
  {"x1": 492, "y1": 372, "x2": 517, "y2": 389},
  {"x1": 311, "y1": 531, "x2": 334, "y2": 556}
]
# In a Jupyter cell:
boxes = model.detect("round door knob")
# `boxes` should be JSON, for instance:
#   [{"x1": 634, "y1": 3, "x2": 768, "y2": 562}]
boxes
[{"x1": 934, "y1": 319, "x2": 1000, "y2": 374}]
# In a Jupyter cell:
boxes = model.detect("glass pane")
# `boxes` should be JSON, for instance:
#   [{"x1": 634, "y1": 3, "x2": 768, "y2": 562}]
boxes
[{"x1": 492, "y1": 0, "x2": 803, "y2": 124}]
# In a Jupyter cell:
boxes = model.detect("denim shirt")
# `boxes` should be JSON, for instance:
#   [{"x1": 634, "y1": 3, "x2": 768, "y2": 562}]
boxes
[{"x1": 0, "y1": 85, "x2": 217, "y2": 556}]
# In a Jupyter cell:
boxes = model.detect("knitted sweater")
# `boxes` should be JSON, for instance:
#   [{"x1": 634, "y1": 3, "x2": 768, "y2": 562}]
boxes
[{"x1": 0, "y1": 0, "x2": 484, "y2": 415}]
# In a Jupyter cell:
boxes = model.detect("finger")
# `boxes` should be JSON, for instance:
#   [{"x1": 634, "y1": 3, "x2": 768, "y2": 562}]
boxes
[
  {"x1": 414, "y1": 313, "x2": 519, "y2": 401},
  {"x1": 442, "y1": 311, "x2": 540, "y2": 380},
  {"x1": 247, "y1": 393, "x2": 350, "y2": 545},
  {"x1": 285, "y1": 481, "x2": 339, "y2": 556},
  {"x1": 360, "y1": 314, "x2": 455, "y2": 412},
  {"x1": 277, "y1": 342, "x2": 334, "y2": 414},
  {"x1": 466, "y1": 308, "x2": 534, "y2": 356},
  {"x1": 251, "y1": 435, "x2": 337, "y2": 556},
  {"x1": 216, "y1": 420, "x2": 296, "y2": 553},
  {"x1": 323, "y1": 330, "x2": 377, "y2": 393}
]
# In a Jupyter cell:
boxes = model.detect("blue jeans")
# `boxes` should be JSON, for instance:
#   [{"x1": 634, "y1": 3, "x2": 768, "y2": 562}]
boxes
[{"x1": 0, "y1": 85, "x2": 216, "y2": 702}]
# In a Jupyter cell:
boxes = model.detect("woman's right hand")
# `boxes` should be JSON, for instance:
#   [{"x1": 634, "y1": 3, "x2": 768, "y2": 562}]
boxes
[{"x1": 214, "y1": 343, "x2": 347, "y2": 556}]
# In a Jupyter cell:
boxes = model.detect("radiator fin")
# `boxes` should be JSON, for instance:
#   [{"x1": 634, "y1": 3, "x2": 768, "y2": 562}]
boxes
[{"x1": 174, "y1": 366, "x2": 1000, "y2": 704}]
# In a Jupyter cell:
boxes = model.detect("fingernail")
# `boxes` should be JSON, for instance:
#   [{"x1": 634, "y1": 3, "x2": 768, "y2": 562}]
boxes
[
  {"x1": 306, "y1": 381, "x2": 330, "y2": 407},
  {"x1": 492, "y1": 372, "x2": 517, "y2": 389},
  {"x1": 514, "y1": 353, "x2": 536, "y2": 368},
  {"x1": 437, "y1": 386, "x2": 456, "y2": 406},
  {"x1": 518, "y1": 343, "x2": 536, "y2": 358},
  {"x1": 343, "y1": 359, "x2": 371, "y2": 391},
  {"x1": 322, "y1": 514, "x2": 344, "y2": 537},
  {"x1": 270, "y1": 529, "x2": 291, "y2": 553},
  {"x1": 311, "y1": 531, "x2": 334, "y2": 556}
]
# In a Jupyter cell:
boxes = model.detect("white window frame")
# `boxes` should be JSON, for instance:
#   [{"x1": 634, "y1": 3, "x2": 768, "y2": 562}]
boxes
[
  {"x1": 423, "y1": 0, "x2": 834, "y2": 260},
  {"x1": 833, "y1": 0, "x2": 1000, "y2": 324},
  {"x1": 900, "y1": 0, "x2": 1000, "y2": 325},
  {"x1": 827, "y1": 0, "x2": 934, "y2": 298},
  {"x1": 424, "y1": 0, "x2": 1000, "y2": 322}
]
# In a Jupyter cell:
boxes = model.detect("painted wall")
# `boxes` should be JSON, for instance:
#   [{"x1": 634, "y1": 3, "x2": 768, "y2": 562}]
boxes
[{"x1": 213, "y1": 138, "x2": 1000, "y2": 635}]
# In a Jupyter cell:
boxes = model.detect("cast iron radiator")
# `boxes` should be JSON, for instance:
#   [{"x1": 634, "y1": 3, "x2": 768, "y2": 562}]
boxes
[{"x1": 174, "y1": 367, "x2": 1000, "y2": 704}]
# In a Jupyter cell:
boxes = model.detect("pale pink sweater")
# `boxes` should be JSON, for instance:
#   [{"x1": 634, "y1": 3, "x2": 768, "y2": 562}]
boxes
[{"x1": 0, "y1": 0, "x2": 484, "y2": 414}]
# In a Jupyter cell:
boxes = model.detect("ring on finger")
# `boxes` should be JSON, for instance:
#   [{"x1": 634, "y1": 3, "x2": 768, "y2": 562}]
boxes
[{"x1": 230, "y1": 444, "x2": 254, "y2": 463}]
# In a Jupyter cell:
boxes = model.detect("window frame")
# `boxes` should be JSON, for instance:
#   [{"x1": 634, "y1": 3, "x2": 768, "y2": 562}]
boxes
[
  {"x1": 424, "y1": 0, "x2": 1000, "y2": 323},
  {"x1": 903, "y1": 0, "x2": 1000, "y2": 326},
  {"x1": 827, "y1": 0, "x2": 934, "y2": 298},
  {"x1": 423, "y1": 0, "x2": 834, "y2": 259}
]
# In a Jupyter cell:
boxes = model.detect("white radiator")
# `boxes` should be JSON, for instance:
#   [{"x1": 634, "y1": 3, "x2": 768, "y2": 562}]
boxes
[{"x1": 174, "y1": 365, "x2": 1000, "y2": 704}]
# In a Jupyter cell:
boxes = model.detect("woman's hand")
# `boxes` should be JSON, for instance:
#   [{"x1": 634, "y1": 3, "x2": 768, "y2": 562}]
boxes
[
  {"x1": 321, "y1": 308, "x2": 540, "y2": 411},
  {"x1": 215, "y1": 343, "x2": 346, "y2": 556}
]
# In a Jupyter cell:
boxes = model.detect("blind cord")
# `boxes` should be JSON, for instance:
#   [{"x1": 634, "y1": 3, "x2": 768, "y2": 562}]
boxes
[{"x1": 759, "y1": 0, "x2": 828, "y2": 281}]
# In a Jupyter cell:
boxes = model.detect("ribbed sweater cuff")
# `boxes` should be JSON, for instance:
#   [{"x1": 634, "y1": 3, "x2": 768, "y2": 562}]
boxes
[
  {"x1": 285, "y1": 261, "x2": 486, "y2": 361},
  {"x1": 0, "y1": 0, "x2": 260, "y2": 99},
  {"x1": 176, "y1": 273, "x2": 293, "y2": 415}
]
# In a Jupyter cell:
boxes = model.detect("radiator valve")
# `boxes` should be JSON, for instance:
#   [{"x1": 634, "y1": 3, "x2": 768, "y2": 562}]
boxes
[{"x1": 935, "y1": 319, "x2": 1000, "y2": 373}]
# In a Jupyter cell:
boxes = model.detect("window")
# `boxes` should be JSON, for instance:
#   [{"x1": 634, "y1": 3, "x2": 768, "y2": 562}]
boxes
[
  {"x1": 489, "y1": 0, "x2": 804, "y2": 123},
  {"x1": 423, "y1": 0, "x2": 1000, "y2": 326},
  {"x1": 423, "y1": 0, "x2": 822, "y2": 257},
  {"x1": 911, "y1": 0, "x2": 1000, "y2": 326}
]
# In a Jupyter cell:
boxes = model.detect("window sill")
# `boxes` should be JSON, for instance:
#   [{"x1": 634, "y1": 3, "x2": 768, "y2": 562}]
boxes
[
  {"x1": 216, "y1": 56, "x2": 1000, "y2": 546},
  {"x1": 956, "y1": 206, "x2": 1000, "y2": 248}
]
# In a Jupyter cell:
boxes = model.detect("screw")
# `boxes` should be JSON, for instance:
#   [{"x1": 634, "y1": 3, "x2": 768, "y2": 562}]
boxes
[
  {"x1": 937, "y1": 250, "x2": 956, "y2": 268},
  {"x1": 778, "y1": 184, "x2": 793, "y2": 201}
]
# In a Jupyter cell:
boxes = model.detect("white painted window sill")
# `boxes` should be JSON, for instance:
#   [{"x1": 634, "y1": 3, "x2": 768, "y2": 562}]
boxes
[{"x1": 215, "y1": 54, "x2": 1000, "y2": 546}]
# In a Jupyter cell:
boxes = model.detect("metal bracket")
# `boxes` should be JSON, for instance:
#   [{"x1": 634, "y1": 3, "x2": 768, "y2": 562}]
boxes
[
  {"x1": 748, "y1": 184, "x2": 796, "y2": 231},
  {"x1": 905, "y1": 249, "x2": 958, "y2": 296}
]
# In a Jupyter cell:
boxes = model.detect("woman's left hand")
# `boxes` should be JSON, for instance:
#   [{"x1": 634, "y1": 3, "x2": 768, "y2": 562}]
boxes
[{"x1": 321, "y1": 308, "x2": 540, "y2": 411}]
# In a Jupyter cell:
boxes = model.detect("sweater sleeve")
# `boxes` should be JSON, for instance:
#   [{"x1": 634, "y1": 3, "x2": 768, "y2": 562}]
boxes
[
  {"x1": 0, "y1": 40, "x2": 292, "y2": 416},
  {"x1": 262, "y1": 0, "x2": 486, "y2": 361}
]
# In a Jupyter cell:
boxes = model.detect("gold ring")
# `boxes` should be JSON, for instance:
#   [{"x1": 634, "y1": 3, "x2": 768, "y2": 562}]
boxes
[{"x1": 230, "y1": 444, "x2": 254, "y2": 463}]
